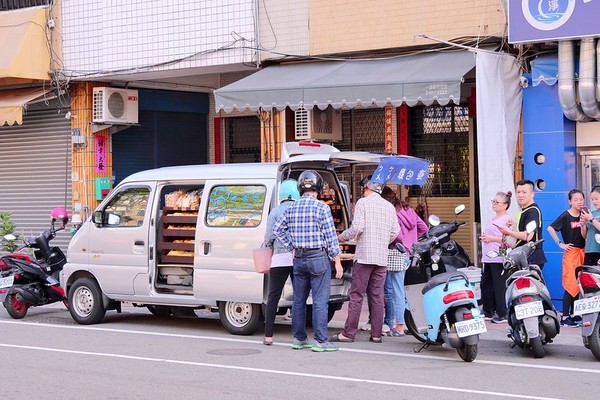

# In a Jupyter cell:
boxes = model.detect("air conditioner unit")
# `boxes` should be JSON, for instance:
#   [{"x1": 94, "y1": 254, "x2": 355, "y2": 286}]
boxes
[
  {"x1": 92, "y1": 87, "x2": 139, "y2": 124},
  {"x1": 294, "y1": 106, "x2": 342, "y2": 142}
]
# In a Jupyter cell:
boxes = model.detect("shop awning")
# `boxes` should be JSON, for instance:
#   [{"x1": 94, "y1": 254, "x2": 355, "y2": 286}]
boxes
[
  {"x1": 0, "y1": 87, "x2": 50, "y2": 126},
  {"x1": 0, "y1": 6, "x2": 51, "y2": 84},
  {"x1": 214, "y1": 50, "x2": 475, "y2": 112}
]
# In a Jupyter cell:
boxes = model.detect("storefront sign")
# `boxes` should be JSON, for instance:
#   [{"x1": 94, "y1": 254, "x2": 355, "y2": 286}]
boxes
[
  {"x1": 509, "y1": 0, "x2": 600, "y2": 43},
  {"x1": 385, "y1": 106, "x2": 393, "y2": 153},
  {"x1": 95, "y1": 133, "x2": 107, "y2": 174}
]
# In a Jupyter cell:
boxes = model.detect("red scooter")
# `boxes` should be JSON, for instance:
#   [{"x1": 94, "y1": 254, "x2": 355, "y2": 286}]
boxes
[{"x1": 0, "y1": 208, "x2": 69, "y2": 319}]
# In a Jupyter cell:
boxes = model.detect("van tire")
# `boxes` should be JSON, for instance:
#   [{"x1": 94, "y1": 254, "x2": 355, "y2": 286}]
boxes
[
  {"x1": 218, "y1": 301, "x2": 261, "y2": 335},
  {"x1": 68, "y1": 278, "x2": 106, "y2": 325}
]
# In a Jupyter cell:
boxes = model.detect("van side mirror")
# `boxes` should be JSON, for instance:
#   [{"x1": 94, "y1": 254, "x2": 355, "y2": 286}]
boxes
[{"x1": 92, "y1": 211, "x2": 103, "y2": 226}]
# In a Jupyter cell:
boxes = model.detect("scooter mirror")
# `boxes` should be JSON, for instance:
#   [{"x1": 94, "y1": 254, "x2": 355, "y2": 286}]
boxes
[
  {"x1": 428, "y1": 215, "x2": 440, "y2": 226},
  {"x1": 3, "y1": 234, "x2": 16, "y2": 241},
  {"x1": 454, "y1": 204, "x2": 466, "y2": 215},
  {"x1": 525, "y1": 220, "x2": 537, "y2": 234},
  {"x1": 595, "y1": 233, "x2": 600, "y2": 244}
]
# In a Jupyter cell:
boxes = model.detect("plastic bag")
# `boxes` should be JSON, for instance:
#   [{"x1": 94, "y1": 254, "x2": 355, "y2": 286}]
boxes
[{"x1": 252, "y1": 246, "x2": 273, "y2": 273}]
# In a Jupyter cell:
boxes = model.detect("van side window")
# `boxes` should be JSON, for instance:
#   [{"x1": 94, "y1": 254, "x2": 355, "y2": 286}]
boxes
[
  {"x1": 104, "y1": 187, "x2": 151, "y2": 227},
  {"x1": 206, "y1": 185, "x2": 266, "y2": 227}
]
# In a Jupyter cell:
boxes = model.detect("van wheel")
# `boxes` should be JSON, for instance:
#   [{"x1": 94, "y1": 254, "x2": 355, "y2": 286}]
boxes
[
  {"x1": 68, "y1": 278, "x2": 106, "y2": 325},
  {"x1": 219, "y1": 301, "x2": 261, "y2": 335},
  {"x1": 147, "y1": 305, "x2": 172, "y2": 317}
]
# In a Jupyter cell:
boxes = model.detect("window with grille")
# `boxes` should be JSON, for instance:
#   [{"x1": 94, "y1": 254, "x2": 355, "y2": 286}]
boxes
[
  {"x1": 0, "y1": 0, "x2": 48, "y2": 10},
  {"x1": 411, "y1": 105, "x2": 470, "y2": 197},
  {"x1": 224, "y1": 116, "x2": 261, "y2": 163}
]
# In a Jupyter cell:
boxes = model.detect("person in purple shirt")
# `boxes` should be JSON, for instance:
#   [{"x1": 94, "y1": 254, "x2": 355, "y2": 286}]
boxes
[{"x1": 381, "y1": 186, "x2": 428, "y2": 336}]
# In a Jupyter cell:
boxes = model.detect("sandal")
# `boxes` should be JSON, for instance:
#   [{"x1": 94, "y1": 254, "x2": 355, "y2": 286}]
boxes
[
  {"x1": 330, "y1": 333, "x2": 354, "y2": 343},
  {"x1": 387, "y1": 327, "x2": 405, "y2": 337},
  {"x1": 369, "y1": 336, "x2": 383, "y2": 343},
  {"x1": 263, "y1": 337, "x2": 273, "y2": 346}
]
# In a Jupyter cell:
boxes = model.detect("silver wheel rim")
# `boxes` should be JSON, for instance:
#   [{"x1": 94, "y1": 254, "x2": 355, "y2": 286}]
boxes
[
  {"x1": 72, "y1": 286, "x2": 94, "y2": 318},
  {"x1": 225, "y1": 302, "x2": 252, "y2": 328}
]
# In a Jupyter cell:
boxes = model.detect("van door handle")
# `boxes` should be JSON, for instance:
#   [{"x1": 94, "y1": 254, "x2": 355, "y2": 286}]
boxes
[
  {"x1": 134, "y1": 240, "x2": 144, "y2": 246},
  {"x1": 203, "y1": 241, "x2": 211, "y2": 255}
]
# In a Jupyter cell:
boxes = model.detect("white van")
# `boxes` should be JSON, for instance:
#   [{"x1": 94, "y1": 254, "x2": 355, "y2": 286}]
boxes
[{"x1": 61, "y1": 142, "x2": 391, "y2": 335}]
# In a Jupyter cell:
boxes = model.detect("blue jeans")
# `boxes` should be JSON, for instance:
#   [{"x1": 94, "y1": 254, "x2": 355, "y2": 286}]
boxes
[
  {"x1": 384, "y1": 270, "x2": 406, "y2": 326},
  {"x1": 292, "y1": 249, "x2": 331, "y2": 343}
]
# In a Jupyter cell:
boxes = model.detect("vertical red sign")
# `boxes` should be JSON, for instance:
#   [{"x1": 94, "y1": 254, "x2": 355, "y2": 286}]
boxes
[
  {"x1": 384, "y1": 106, "x2": 393, "y2": 153},
  {"x1": 95, "y1": 133, "x2": 107, "y2": 174}
]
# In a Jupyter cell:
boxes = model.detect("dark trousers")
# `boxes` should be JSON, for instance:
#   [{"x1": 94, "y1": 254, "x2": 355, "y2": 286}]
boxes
[
  {"x1": 264, "y1": 266, "x2": 293, "y2": 337},
  {"x1": 563, "y1": 291, "x2": 576, "y2": 316},
  {"x1": 481, "y1": 262, "x2": 508, "y2": 318},
  {"x1": 584, "y1": 252, "x2": 600, "y2": 266}
]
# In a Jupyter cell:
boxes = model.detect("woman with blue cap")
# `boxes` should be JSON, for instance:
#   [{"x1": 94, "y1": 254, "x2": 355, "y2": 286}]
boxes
[{"x1": 262, "y1": 179, "x2": 300, "y2": 345}]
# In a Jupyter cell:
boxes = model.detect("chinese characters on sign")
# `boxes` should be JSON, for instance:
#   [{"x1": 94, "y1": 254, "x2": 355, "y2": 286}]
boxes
[
  {"x1": 385, "y1": 106, "x2": 393, "y2": 153},
  {"x1": 95, "y1": 133, "x2": 107, "y2": 174}
]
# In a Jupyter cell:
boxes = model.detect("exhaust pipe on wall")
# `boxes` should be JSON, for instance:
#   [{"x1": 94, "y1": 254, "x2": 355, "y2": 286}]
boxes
[
  {"x1": 579, "y1": 38, "x2": 600, "y2": 120},
  {"x1": 558, "y1": 40, "x2": 591, "y2": 122}
]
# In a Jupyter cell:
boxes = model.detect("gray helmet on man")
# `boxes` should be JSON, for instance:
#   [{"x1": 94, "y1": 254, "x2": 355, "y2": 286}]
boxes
[
  {"x1": 365, "y1": 180, "x2": 384, "y2": 194},
  {"x1": 297, "y1": 170, "x2": 323, "y2": 195}
]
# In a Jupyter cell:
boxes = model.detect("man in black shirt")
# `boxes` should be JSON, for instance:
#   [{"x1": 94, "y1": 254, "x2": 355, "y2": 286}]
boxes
[{"x1": 499, "y1": 179, "x2": 547, "y2": 268}]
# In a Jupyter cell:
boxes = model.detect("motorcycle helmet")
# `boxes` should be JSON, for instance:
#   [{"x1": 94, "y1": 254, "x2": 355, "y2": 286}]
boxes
[
  {"x1": 297, "y1": 170, "x2": 323, "y2": 195},
  {"x1": 365, "y1": 180, "x2": 384, "y2": 194},
  {"x1": 50, "y1": 207, "x2": 69, "y2": 226},
  {"x1": 279, "y1": 179, "x2": 301, "y2": 202}
]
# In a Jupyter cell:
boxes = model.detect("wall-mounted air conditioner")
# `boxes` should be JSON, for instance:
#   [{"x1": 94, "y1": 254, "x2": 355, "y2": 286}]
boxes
[
  {"x1": 92, "y1": 87, "x2": 139, "y2": 124},
  {"x1": 294, "y1": 105, "x2": 342, "y2": 142}
]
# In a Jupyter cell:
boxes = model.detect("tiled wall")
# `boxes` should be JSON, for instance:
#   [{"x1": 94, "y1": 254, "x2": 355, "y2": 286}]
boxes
[
  {"x1": 258, "y1": 0, "x2": 309, "y2": 60},
  {"x1": 61, "y1": 0, "x2": 258, "y2": 76},
  {"x1": 309, "y1": 0, "x2": 507, "y2": 55}
]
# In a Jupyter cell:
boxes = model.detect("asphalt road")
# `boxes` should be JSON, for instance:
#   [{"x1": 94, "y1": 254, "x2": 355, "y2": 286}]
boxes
[{"x1": 0, "y1": 302, "x2": 598, "y2": 400}]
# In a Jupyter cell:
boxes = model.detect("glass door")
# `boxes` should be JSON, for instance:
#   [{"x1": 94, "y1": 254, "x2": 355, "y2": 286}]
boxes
[{"x1": 581, "y1": 152, "x2": 600, "y2": 204}]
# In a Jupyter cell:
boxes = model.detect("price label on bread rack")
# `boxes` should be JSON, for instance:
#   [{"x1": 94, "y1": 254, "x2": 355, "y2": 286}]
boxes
[
  {"x1": 574, "y1": 295, "x2": 600, "y2": 315},
  {"x1": 515, "y1": 301, "x2": 544, "y2": 320},
  {"x1": 455, "y1": 318, "x2": 487, "y2": 338}
]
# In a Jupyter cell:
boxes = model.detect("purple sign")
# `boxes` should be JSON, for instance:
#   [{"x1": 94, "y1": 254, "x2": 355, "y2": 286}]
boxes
[{"x1": 509, "y1": 0, "x2": 600, "y2": 43}]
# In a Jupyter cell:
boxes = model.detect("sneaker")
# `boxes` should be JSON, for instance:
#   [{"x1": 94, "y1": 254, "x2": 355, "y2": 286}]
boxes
[
  {"x1": 483, "y1": 311, "x2": 494, "y2": 320},
  {"x1": 491, "y1": 315, "x2": 507, "y2": 324},
  {"x1": 560, "y1": 316, "x2": 578, "y2": 328},
  {"x1": 360, "y1": 322, "x2": 371, "y2": 331},
  {"x1": 572, "y1": 315, "x2": 583, "y2": 324},
  {"x1": 311, "y1": 340, "x2": 339, "y2": 352},
  {"x1": 292, "y1": 338, "x2": 313, "y2": 350}
]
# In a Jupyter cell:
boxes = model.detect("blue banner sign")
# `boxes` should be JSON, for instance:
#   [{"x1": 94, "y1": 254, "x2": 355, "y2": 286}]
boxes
[
  {"x1": 508, "y1": 0, "x2": 600, "y2": 43},
  {"x1": 370, "y1": 157, "x2": 430, "y2": 187}
]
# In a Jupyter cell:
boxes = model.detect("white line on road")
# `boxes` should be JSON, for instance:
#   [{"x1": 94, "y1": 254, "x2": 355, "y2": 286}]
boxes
[
  {"x1": 2, "y1": 319, "x2": 600, "y2": 376},
  {"x1": 0, "y1": 342, "x2": 564, "y2": 400}
]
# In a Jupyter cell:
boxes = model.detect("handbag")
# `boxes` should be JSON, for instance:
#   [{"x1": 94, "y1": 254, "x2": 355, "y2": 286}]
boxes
[
  {"x1": 252, "y1": 246, "x2": 273, "y2": 273},
  {"x1": 387, "y1": 248, "x2": 407, "y2": 272}
]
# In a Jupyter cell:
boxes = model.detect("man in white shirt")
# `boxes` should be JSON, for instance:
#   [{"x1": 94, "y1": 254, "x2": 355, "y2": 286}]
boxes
[{"x1": 332, "y1": 180, "x2": 400, "y2": 343}]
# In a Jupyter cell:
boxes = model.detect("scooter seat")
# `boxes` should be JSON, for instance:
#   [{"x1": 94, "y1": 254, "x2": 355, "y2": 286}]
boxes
[
  {"x1": 421, "y1": 271, "x2": 469, "y2": 294},
  {"x1": 575, "y1": 265, "x2": 600, "y2": 276}
]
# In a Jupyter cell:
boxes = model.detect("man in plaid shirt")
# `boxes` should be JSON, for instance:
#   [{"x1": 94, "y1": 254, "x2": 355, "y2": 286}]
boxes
[
  {"x1": 273, "y1": 170, "x2": 343, "y2": 352},
  {"x1": 331, "y1": 180, "x2": 400, "y2": 343}
]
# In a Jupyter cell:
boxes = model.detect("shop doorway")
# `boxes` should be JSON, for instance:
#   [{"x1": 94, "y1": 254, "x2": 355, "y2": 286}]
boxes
[{"x1": 581, "y1": 151, "x2": 600, "y2": 196}]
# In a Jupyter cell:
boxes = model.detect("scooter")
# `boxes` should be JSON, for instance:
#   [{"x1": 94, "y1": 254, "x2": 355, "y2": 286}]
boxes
[
  {"x1": 0, "y1": 208, "x2": 69, "y2": 319},
  {"x1": 490, "y1": 221, "x2": 560, "y2": 358},
  {"x1": 402, "y1": 205, "x2": 486, "y2": 362},
  {"x1": 574, "y1": 258, "x2": 600, "y2": 361}
]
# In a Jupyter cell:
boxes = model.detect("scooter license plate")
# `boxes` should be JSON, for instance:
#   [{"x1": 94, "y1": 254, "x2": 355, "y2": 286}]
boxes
[
  {"x1": 0, "y1": 275, "x2": 14, "y2": 289},
  {"x1": 515, "y1": 300, "x2": 544, "y2": 320},
  {"x1": 455, "y1": 318, "x2": 487, "y2": 338},
  {"x1": 573, "y1": 295, "x2": 600, "y2": 315}
]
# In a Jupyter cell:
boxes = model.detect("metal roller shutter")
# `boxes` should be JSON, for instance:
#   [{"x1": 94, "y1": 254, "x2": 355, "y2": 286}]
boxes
[{"x1": 0, "y1": 104, "x2": 72, "y2": 251}]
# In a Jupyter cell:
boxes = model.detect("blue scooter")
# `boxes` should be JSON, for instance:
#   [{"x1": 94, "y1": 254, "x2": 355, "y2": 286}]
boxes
[{"x1": 402, "y1": 205, "x2": 486, "y2": 362}]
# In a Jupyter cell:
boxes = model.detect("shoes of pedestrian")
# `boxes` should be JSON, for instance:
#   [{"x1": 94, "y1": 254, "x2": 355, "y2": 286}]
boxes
[
  {"x1": 369, "y1": 336, "x2": 383, "y2": 343},
  {"x1": 263, "y1": 337, "x2": 273, "y2": 346},
  {"x1": 360, "y1": 322, "x2": 371, "y2": 331},
  {"x1": 560, "y1": 316, "x2": 578, "y2": 328},
  {"x1": 572, "y1": 315, "x2": 583, "y2": 324},
  {"x1": 329, "y1": 333, "x2": 354, "y2": 342},
  {"x1": 387, "y1": 327, "x2": 405, "y2": 337},
  {"x1": 292, "y1": 338, "x2": 313, "y2": 349},
  {"x1": 311, "y1": 340, "x2": 339, "y2": 352},
  {"x1": 381, "y1": 324, "x2": 391, "y2": 335},
  {"x1": 491, "y1": 315, "x2": 507, "y2": 324},
  {"x1": 483, "y1": 311, "x2": 494, "y2": 320}
]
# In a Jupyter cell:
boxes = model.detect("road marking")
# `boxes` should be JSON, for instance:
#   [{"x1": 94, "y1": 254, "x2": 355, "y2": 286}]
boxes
[
  {"x1": 0, "y1": 342, "x2": 563, "y2": 400},
  {"x1": 2, "y1": 319, "x2": 600, "y2": 375}
]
